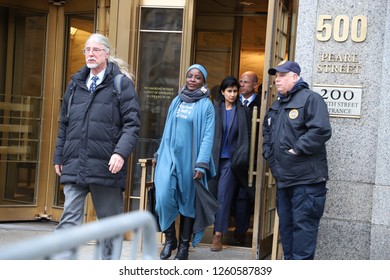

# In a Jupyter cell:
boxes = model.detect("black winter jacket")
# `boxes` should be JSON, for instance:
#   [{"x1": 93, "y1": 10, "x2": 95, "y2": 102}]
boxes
[
  {"x1": 208, "y1": 99, "x2": 251, "y2": 197},
  {"x1": 262, "y1": 79, "x2": 331, "y2": 188},
  {"x1": 53, "y1": 62, "x2": 140, "y2": 189}
]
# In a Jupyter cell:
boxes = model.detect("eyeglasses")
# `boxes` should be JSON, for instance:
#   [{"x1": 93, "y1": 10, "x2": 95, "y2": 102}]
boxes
[{"x1": 83, "y1": 47, "x2": 106, "y2": 54}]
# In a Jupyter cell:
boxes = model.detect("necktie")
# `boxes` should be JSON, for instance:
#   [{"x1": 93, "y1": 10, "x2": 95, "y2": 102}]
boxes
[
  {"x1": 243, "y1": 100, "x2": 249, "y2": 107},
  {"x1": 89, "y1": 76, "x2": 99, "y2": 93}
]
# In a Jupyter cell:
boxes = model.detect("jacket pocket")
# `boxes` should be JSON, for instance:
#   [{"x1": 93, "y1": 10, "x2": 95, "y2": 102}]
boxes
[{"x1": 278, "y1": 148, "x2": 313, "y2": 180}]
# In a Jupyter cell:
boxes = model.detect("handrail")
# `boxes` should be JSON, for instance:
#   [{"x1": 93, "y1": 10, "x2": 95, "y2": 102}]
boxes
[
  {"x1": 138, "y1": 158, "x2": 155, "y2": 212},
  {"x1": 248, "y1": 106, "x2": 258, "y2": 187},
  {"x1": 0, "y1": 211, "x2": 158, "y2": 260}
]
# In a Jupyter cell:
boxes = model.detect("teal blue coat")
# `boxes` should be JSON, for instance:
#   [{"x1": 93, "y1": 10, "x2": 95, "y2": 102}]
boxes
[{"x1": 154, "y1": 96, "x2": 216, "y2": 246}]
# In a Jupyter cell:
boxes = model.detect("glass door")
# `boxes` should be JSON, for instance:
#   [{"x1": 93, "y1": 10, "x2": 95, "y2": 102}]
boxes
[
  {"x1": 0, "y1": 6, "x2": 46, "y2": 219},
  {"x1": 0, "y1": 0, "x2": 96, "y2": 222}
]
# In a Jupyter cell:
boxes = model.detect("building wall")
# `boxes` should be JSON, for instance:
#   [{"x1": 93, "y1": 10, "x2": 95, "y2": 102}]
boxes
[{"x1": 295, "y1": 0, "x2": 390, "y2": 259}]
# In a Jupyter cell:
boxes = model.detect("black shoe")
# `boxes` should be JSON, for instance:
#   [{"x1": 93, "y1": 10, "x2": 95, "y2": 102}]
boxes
[{"x1": 230, "y1": 233, "x2": 246, "y2": 246}]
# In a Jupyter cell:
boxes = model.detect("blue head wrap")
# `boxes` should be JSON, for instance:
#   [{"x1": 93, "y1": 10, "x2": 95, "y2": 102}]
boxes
[{"x1": 187, "y1": 64, "x2": 208, "y2": 81}]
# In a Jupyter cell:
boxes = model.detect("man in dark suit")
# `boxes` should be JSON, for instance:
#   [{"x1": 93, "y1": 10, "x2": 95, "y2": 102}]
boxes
[
  {"x1": 239, "y1": 71, "x2": 261, "y2": 111},
  {"x1": 230, "y1": 71, "x2": 261, "y2": 246}
]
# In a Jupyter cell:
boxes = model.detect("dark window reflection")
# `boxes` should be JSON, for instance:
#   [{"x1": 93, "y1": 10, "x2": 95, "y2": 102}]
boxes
[
  {"x1": 141, "y1": 8, "x2": 183, "y2": 31},
  {"x1": 130, "y1": 8, "x2": 183, "y2": 202},
  {"x1": 138, "y1": 32, "x2": 182, "y2": 140}
]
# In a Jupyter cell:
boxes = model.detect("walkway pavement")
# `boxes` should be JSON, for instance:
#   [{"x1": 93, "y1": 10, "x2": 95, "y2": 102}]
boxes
[{"x1": 0, "y1": 221, "x2": 254, "y2": 260}]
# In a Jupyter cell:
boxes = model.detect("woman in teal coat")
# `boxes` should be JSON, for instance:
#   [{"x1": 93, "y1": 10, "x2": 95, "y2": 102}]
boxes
[{"x1": 154, "y1": 64, "x2": 218, "y2": 260}]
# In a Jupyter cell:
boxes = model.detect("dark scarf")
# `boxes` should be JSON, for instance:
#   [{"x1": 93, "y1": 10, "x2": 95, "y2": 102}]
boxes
[{"x1": 178, "y1": 84, "x2": 210, "y2": 103}]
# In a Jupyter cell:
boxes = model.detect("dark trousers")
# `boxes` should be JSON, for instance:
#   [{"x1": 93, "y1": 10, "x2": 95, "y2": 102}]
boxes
[
  {"x1": 277, "y1": 182, "x2": 327, "y2": 260},
  {"x1": 214, "y1": 158, "x2": 239, "y2": 233},
  {"x1": 234, "y1": 187, "x2": 252, "y2": 234}
]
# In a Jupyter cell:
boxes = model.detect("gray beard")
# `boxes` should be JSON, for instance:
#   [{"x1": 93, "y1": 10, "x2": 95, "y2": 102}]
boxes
[{"x1": 87, "y1": 63, "x2": 98, "y2": 69}]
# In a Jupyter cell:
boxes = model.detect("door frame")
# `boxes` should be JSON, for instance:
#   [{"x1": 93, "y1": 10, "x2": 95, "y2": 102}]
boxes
[
  {"x1": 254, "y1": 0, "x2": 298, "y2": 259},
  {"x1": 0, "y1": 2, "x2": 62, "y2": 221}
]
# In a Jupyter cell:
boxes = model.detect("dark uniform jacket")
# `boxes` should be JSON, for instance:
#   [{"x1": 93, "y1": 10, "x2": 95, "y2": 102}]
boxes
[
  {"x1": 262, "y1": 78, "x2": 331, "y2": 188},
  {"x1": 53, "y1": 62, "x2": 140, "y2": 190}
]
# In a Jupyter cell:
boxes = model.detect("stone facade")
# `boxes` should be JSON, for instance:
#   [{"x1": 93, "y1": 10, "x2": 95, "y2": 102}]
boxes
[{"x1": 295, "y1": 0, "x2": 390, "y2": 259}]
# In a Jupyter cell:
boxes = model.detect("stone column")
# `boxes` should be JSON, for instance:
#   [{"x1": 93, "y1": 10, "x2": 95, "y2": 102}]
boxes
[
  {"x1": 371, "y1": 0, "x2": 390, "y2": 260},
  {"x1": 295, "y1": 0, "x2": 390, "y2": 259}
]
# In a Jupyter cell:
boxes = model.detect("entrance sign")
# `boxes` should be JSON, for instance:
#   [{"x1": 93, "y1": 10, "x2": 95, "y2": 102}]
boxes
[
  {"x1": 313, "y1": 84, "x2": 362, "y2": 118},
  {"x1": 314, "y1": 14, "x2": 366, "y2": 119}
]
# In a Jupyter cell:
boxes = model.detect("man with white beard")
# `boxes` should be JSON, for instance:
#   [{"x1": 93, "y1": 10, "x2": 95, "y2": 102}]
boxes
[{"x1": 53, "y1": 33, "x2": 140, "y2": 259}]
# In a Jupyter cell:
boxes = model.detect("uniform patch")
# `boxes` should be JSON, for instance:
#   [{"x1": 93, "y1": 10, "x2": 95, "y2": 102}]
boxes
[{"x1": 289, "y1": 109, "x2": 299, "y2": 119}]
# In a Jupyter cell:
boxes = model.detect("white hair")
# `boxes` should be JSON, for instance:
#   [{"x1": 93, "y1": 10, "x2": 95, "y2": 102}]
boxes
[{"x1": 86, "y1": 33, "x2": 134, "y2": 81}]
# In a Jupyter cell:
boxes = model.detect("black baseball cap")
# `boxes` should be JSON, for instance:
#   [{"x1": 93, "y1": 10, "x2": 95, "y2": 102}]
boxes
[{"x1": 268, "y1": 60, "x2": 301, "y2": 75}]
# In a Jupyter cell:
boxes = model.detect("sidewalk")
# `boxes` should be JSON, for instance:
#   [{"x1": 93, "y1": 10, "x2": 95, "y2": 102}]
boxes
[{"x1": 0, "y1": 221, "x2": 254, "y2": 260}]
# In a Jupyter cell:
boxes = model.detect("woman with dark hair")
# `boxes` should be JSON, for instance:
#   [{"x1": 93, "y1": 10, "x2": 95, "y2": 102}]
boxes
[
  {"x1": 154, "y1": 64, "x2": 219, "y2": 260},
  {"x1": 209, "y1": 76, "x2": 251, "y2": 251}
]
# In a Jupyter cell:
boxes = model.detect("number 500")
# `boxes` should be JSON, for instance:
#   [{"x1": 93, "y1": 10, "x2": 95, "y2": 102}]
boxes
[{"x1": 316, "y1": 15, "x2": 367, "y2": 42}]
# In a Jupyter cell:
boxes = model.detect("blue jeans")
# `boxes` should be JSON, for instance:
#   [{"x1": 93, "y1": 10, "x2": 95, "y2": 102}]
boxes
[{"x1": 277, "y1": 182, "x2": 327, "y2": 260}]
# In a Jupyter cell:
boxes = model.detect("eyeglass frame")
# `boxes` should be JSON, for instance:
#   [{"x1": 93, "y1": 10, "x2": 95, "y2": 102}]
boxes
[{"x1": 83, "y1": 47, "x2": 107, "y2": 55}]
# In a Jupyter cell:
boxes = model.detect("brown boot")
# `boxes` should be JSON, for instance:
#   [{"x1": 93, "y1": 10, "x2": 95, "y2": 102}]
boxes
[{"x1": 211, "y1": 233, "x2": 222, "y2": 251}]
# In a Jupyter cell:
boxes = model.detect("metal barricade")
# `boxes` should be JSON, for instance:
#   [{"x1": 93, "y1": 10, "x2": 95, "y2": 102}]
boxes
[{"x1": 0, "y1": 211, "x2": 158, "y2": 260}]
